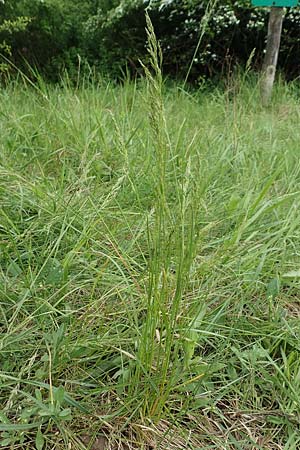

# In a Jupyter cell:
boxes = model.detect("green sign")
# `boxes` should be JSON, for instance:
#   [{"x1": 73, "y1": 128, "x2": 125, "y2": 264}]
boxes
[{"x1": 252, "y1": 0, "x2": 297, "y2": 6}]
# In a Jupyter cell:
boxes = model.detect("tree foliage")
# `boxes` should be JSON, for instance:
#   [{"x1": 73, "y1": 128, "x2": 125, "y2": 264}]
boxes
[{"x1": 0, "y1": 0, "x2": 300, "y2": 82}]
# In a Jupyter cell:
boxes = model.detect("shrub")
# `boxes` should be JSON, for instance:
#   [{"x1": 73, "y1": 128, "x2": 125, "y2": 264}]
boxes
[
  {"x1": 0, "y1": 0, "x2": 95, "y2": 81},
  {"x1": 1, "y1": 0, "x2": 300, "y2": 82},
  {"x1": 82, "y1": 0, "x2": 300, "y2": 82}
]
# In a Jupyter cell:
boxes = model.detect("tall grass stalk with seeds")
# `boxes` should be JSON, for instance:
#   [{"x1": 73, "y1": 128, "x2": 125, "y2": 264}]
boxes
[{"x1": 129, "y1": 15, "x2": 200, "y2": 419}]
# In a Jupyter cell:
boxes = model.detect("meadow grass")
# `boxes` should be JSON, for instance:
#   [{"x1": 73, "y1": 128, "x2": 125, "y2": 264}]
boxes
[{"x1": 1, "y1": 55, "x2": 300, "y2": 448}]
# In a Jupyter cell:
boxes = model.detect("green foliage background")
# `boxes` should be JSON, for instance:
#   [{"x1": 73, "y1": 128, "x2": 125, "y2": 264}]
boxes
[{"x1": 1, "y1": 0, "x2": 300, "y2": 81}]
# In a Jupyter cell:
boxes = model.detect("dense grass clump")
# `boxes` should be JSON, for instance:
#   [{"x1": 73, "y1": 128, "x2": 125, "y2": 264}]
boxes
[{"x1": 1, "y1": 68, "x2": 300, "y2": 447}]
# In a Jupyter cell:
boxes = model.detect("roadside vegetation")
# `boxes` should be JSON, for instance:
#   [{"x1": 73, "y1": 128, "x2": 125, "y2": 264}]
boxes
[
  {"x1": 1, "y1": 29, "x2": 300, "y2": 448},
  {"x1": 2, "y1": 0, "x2": 300, "y2": 83}
]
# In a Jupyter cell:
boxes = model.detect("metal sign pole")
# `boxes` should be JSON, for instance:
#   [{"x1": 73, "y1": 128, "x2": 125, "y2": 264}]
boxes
[
  {"x1": 260, "y1": 7, "x2": 284, "y2": 106},
  {"x1": 251, "y1": 0, "x2": 295, "y2": 106}
]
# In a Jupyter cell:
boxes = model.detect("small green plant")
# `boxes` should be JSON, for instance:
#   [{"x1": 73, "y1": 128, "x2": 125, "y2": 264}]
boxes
[{"x1": 0, "y1": 386, "x2": 71, "y2": 449}]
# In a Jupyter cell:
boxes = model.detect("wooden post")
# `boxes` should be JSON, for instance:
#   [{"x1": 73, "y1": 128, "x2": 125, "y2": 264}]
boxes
[{"x1": 260, "y1": 7, "x2": 284, "y2": 106}]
